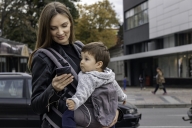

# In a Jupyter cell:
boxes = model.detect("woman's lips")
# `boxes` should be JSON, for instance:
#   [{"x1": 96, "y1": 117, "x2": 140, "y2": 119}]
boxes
[{"x1": 57, "y1": 36, "x2": 65, "y2": 40}]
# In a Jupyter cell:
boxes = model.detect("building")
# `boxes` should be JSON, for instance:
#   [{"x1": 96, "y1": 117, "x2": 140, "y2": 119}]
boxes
[
  {"x1": 111, "y1": 0, "x2": 192, "y2": 86},
  {"x1": 0, "y1": 38, "x2": 31, "y2": 72},
  {"x1": 108, "y1": 40, "x2": 126, "y2": 86}
]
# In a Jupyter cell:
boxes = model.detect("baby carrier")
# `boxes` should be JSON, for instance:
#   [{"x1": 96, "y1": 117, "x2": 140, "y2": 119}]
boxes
[
  {"x1": 38, "y1": 41, "x2": 84, "y2": 128},
  {"x1": 38, "y1": 41, "x2": 118, "y2": 128}
]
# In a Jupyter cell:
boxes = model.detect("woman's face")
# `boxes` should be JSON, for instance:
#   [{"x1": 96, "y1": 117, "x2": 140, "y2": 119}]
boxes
[{"x1": 50, "y1": 14, "x2": 71, "y2": 45}]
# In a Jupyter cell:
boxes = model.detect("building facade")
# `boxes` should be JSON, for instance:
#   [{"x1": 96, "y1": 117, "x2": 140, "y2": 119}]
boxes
[
  {"x1": 108, "y1": 41, "x2": 126, "y2": 86},
  {"x1": 0, "y1": 38, "x2": 30, "y2": 72},
  {"x1": 111, "y1": 0, "x2": 192, "y2": 86}
]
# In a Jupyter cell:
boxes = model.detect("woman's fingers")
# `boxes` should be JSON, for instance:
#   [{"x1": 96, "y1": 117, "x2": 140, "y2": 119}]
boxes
[
  {"x1": 52, "y1": 74, "x2": 74, "y2": 91},
  {"x1": 60, "y1": 74, "x2": 74, "y2": 85},
  {"x1": 102, "y1": 110, "x2": 119, "y2": 128},
  {"x1": 57, "y1": 74, "x2": 72, "y2": 82},
  {"x1": 108, "y1": 110, "x2": 119, "y2": 127}
]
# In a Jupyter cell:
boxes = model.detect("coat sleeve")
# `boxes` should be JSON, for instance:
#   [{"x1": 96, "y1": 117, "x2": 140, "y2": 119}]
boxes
[
  {"x1": 31, "y1": 52, "x2": 60, "y2": 114},
  {"x1": 113, "y1": 80, "x2": 127, "y2": 102},
  {"x1": 68, "y1": 73, "x2": 96, "y2": 110}
]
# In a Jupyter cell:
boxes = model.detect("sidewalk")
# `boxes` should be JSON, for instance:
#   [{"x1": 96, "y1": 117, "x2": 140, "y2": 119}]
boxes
[{"x1": 123, "y1": 87, "x2": 192, "y2": 108}]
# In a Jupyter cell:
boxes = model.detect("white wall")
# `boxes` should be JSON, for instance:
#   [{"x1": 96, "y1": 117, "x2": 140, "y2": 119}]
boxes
[{"x1": 149, "y1": 0, "x2": 192, "y2": 39}]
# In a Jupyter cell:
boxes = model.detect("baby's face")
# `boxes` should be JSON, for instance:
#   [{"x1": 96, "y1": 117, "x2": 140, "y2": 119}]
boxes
[{"x1": 80, "y1": 52, "x2": 98, "y2": 72}]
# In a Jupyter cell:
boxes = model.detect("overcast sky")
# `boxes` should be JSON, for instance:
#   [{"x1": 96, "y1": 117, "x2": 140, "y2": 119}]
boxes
[{"x1": 76, "y1": 0, "x2": 123, "y2": 23}]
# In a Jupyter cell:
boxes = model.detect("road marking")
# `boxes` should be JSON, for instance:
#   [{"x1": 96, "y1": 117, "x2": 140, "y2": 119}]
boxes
[
  {"x1": 126, "y1": 94, "x2": 144, "y2": 101},
  {"x1": 127, "y1": 99, "x2": 136, "y2": 101},
  {"x1": 126, "y1": 95, "x2": 137, "y2": 101},
  {"x1": 126, "y1": 94, "x2": 136, "y2": 97},
  {"x1": 162, "y1": 96, "x2": 180, "y2": 104},
  {"x1": 167, "y1": 114, "x2": 187, "y2": 117}
]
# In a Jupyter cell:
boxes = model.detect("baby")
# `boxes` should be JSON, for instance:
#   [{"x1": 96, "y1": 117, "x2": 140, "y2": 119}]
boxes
[{"x1": 65, "y1": 42, "x2": 127, "y2": 128}]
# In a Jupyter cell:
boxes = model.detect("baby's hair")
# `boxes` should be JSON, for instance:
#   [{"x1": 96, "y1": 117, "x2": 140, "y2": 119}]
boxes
[
  {"x1": 81, "y1": 42, "x2": 110, "y2": 70},
  {"x1": 157, "y1": 67, "x2": 162, "y2": 71}
]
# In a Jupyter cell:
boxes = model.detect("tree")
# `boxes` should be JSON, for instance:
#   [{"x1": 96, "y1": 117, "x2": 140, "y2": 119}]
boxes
[
  {"x1": 0, "y1": 0, "x2": 23, "y2": 36},
  {"x1": 116, "y1": 23, "x2": 123, "y2": 44},
  {"x1": 0, "y1": 0, "x2": 79, "y2": 50},
  {"x1": 75, "y1": 0, "x2": 119, "y2": 48}
]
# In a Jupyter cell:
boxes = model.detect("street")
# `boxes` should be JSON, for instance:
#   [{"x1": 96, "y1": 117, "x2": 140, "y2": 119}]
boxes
[{"x1": 138, "y1": 108, "x2": 192, "y2": 128}]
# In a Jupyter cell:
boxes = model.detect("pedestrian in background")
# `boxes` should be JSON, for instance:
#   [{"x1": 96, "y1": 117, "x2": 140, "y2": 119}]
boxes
[
  {"x1": 139, "y1": 74, "x2": 144, "y2": 90},
  {"x1": 152, "y1": 67, "x2": 167, "y2": 95},
  {"x1": 123, "y1": 76, "x2": 128, "y2": 91}
]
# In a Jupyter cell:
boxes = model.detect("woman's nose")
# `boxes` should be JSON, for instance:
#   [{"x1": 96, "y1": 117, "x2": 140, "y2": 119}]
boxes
[{"x1": 57, "y1": 28, "x2": 64, "y2": 35}]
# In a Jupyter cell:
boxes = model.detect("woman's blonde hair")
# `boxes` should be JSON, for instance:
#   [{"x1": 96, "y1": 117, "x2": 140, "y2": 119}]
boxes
[{"x1": 28, "y1": 2, "x2": 75, "y2": 70}]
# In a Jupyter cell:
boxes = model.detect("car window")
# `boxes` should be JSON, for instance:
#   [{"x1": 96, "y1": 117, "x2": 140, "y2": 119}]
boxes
[
  {"x1": 0, "y1": 79, "x2": 23, "y2": 98},
  {"x1": 28, "y1": 79, "x2": 32, "y2": 98}
]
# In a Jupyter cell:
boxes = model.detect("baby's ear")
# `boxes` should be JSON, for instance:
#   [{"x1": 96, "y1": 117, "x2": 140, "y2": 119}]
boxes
[{"x1": 96, "y1": 61, "x2": 103, "y2": 68}]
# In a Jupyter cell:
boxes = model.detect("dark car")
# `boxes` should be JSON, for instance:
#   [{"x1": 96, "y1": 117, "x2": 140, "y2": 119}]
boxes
[
  {"x1": 116, "y1": 103, "x2": 141, "y2": 128},
  {"x1": 0, "y1": 72, "x2": 141, "y2": 128},
  {"x1": 0, "y1": 72, "x2": 40, "y2": 128}
]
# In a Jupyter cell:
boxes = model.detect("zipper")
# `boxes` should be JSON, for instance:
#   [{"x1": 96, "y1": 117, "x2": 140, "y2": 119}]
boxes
[{"x1": 47, "y1": 91, "x2": 54, "y2": 112}]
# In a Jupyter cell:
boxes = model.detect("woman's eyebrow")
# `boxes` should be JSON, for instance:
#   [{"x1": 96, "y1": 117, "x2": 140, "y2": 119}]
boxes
[
  {"x1": 62, "y1": 22, "x2": 68, "y2": 25},
  {"x1": 50, "y1": 21, "x2": 69, "y2": 27}
]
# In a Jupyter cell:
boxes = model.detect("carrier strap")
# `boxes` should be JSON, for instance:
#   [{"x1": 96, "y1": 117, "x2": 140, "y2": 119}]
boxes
[
  {"x1": 42, "y1": 106, "x2": 62, "y2": 128},
  {"x1": 49, "y1": 48, "x2": 78, "y2": 81},
  {"x1": 38, "y1": 48, "x2": 78, "y2": 81}
]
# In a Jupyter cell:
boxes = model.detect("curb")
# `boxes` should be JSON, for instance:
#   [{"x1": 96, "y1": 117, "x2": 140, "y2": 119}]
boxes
[{"x1": 135, "y1": 104, "x2": 192, "y2": 108}]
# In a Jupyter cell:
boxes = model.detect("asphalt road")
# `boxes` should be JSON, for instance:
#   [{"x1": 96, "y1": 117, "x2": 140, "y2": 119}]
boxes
[{"x1": 138, "y1": 108, "x2": 192, "y2": 128}]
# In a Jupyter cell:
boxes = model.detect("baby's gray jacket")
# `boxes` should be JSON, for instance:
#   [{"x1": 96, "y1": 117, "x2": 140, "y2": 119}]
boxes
[{"x1": 68, "y1": 68, "x2": 127, "y2": 126}]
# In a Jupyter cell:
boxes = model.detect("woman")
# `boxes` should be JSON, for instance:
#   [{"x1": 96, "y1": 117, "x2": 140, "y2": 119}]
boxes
[
  {"x1": 28, "y1": 2, "x2": 121, "y2": 128},
  {"x1": 152, "y1": 67, "x2": 167, "y2": 95}
]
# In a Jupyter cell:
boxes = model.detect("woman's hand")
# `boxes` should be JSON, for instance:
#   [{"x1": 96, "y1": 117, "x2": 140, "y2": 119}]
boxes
[
  {"x1": 103, "y1": 110, "x2": 119, "y2": 128},
  {"x1": 52, "y1": 74, "x2": 74, "y2": 92}
]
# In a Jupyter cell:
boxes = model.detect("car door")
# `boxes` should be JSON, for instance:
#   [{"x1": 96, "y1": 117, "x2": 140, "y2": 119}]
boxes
[
  {"x1": 26, "y1": 78, "x2": 40, "y2": 127},
  {"x1": 0, "y1": 78, "x2": 28, "y2": 127}
]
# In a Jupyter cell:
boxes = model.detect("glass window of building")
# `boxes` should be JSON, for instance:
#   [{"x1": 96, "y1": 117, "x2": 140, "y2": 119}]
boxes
[
  {"x1": 178, "y1": 53, "x2": 188, "y2": 78},
  {"x1": 176, "y1": 32, "x2": 192, "y2": 46},
  {"x1": 134, "y1": 15, "x2": 138, "y2": 27},
  {"x1": 0, "y1": 57, "x2": 6, "y2": 72},
  {"x1": 117, "y1": 61, "x2": 122, "y2": 74},
  {"x1": 157, "y1": 52, "x2": 192, "y2": 78},
  {"x1": 188, "y1": 52, "x2": 192, "y2": 77},
  {"x1": 125, "y1": 1, "x2": 148, "y2": 30}
]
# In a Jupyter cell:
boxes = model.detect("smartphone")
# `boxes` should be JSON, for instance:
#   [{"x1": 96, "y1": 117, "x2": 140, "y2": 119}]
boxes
[{"x1": 56, "y1": 66, "x2": 71, "y2": 76}]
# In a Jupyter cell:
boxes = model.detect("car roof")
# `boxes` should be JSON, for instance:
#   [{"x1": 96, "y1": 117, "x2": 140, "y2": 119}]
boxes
[{"x1": 0, "y1": 72, "x2": 31, "y2": 78}]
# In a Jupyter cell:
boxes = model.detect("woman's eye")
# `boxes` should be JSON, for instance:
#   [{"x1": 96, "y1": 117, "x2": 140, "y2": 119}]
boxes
[
  {"x1": 50, "y1": 27, "x2": 56, "y2": 30},
  {"x1": 62, "y1": 23, "x2": 68, "y2": 28},
  {"x1": 62, "y1": 25, "x2": 67, "y2": 28}
]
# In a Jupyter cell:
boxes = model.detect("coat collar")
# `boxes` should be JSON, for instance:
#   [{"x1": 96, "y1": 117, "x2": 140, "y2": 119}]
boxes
[{"x1": 51, "y1": 42, "x2": 81, "y2": 59}]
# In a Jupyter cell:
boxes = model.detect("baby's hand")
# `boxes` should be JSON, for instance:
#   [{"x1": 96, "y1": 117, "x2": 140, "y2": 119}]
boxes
[
  {"x1": 66, "y1": 99, "x2": 75, "y2": 110},
  {"x1": 123, "y1": 100, "x2": 126, "y2": 105}
]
